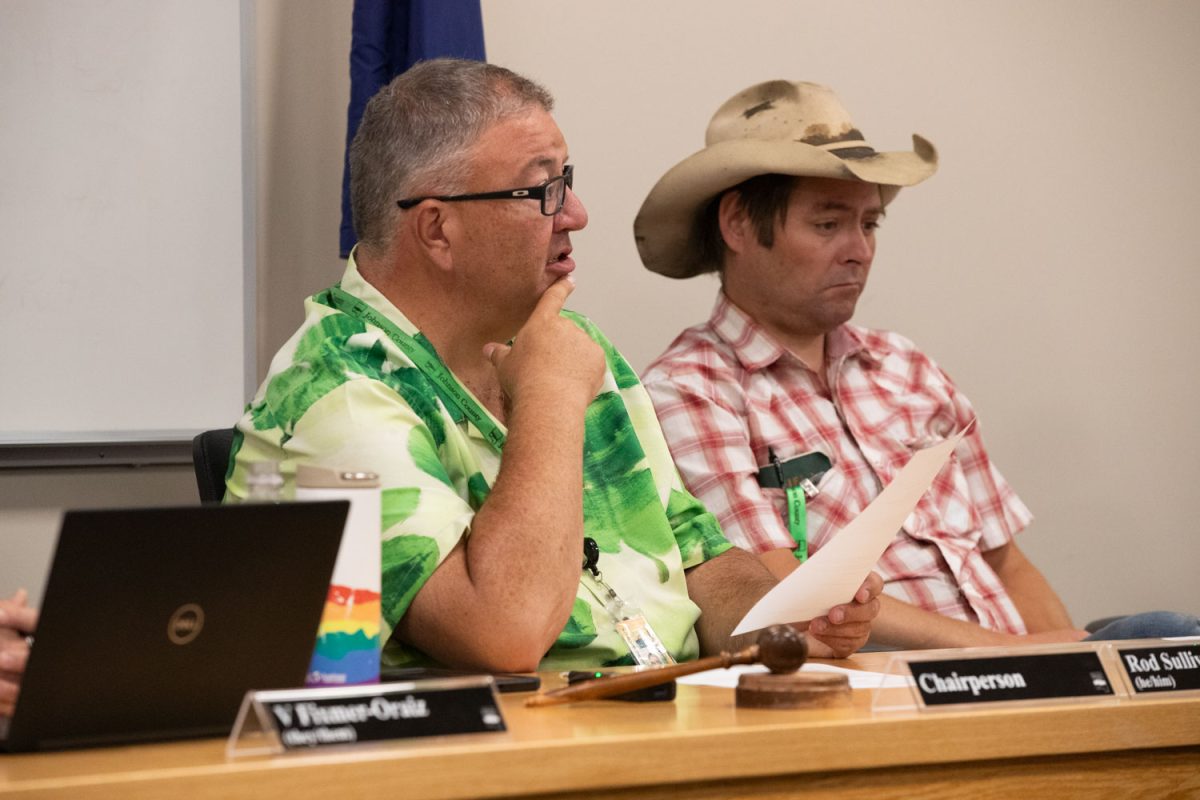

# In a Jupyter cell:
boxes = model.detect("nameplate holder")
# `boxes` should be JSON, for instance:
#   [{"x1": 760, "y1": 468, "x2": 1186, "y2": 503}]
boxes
[
  {"x1": 226, "y1": 676, "x2": 505, "y2": 758},
  {"x1": 871, "y1": 643, "x2": 1126, "y2": 713},
  {"x1": 1113, "y1": 643, "x2": 1200, "y2": 697}
]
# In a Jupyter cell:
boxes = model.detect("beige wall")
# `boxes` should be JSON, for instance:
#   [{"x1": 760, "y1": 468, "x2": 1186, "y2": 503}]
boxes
[
  {"x1": 253, "y1": 0, "x2": 354, "y2": 372},
  {"x1": 4, "y1": 0, "x2": 1196, "y2": 625},
  {"x1": 480, "y1": 0, "x2": 1200, "y2": 624}
]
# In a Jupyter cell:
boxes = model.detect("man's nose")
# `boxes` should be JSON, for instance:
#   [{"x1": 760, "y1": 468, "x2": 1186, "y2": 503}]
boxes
[
  {"x1": 843, "y1": 226, "x2": 875, "y2": 262},
  {"x1": 554, "y1": 187, "x2": 588, "y2": 232}
]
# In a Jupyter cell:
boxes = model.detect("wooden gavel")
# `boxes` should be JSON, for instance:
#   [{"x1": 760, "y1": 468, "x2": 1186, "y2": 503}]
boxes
[{"x1": 525, "y1": 624, "x2": 808, "y2": 707}]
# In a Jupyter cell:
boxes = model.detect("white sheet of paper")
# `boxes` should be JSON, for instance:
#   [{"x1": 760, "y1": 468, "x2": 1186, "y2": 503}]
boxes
[
  {"x1": 732, "y1": 431, "x2": 966, "y2": 636},
  {"x1": 675, "y1": 663, "x2": 911, "y2": 691}
]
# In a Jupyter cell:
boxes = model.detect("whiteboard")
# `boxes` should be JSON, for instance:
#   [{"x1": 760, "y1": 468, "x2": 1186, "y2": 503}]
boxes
[{"x1": 0, "y1": 0, "x2": 253, "y2": 448}]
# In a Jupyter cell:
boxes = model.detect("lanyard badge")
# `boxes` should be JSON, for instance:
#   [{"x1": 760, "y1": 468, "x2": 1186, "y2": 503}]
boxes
[
  {"x1": 330, "y1": 288, "x2": 674, "y2": 667},
  {"x1": 582, "y1": 537, "x2": 675, "y2": 667}
]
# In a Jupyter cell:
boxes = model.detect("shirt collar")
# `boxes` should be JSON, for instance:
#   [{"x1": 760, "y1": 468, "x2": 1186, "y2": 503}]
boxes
[
  {"x1": 708, "y1": 292, "x2": 884, "y2": 372},
  {"x1": 827, "y1": 324, "x2": 883, "y2": 367},
  {"x1": 339, "y1": 247, "x2": 421, "y2": 337},
  {"x1": 709, "y1": 293, "x2": 788, "y2": 371},
  {"x1": 338, "y1": 248, "x2": 480, "y2": 430}
]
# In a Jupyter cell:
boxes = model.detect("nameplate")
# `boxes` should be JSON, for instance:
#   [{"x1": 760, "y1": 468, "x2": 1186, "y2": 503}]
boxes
[
  {"x1": 908, "y1": 652, "x2": 1115, "y2": 707},
  {"x1": 227, "y1": 676, "x2": 505, "y2": 756},
  {"x1": 1116, "y1": 643, "x2": 1200, "y2": 694}
]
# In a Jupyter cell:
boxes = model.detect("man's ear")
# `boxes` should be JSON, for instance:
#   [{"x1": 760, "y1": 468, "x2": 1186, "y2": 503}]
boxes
[
  {"x1": 717, "y1": 191, "x2": 750, "y2": 255},
  {"x1": 408, "y1": 203, "x2": 456, "y2": 272}
]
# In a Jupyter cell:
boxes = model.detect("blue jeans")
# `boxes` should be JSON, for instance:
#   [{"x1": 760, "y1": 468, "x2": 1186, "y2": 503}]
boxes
[{"x1": 1083, "y1": 611, "x2": 1200, "y2": 641}]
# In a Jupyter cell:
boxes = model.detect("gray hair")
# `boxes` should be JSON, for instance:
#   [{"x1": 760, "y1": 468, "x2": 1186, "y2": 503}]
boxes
[{"x1": 349, "y1": 58, "x2": 555, "y2": 255}]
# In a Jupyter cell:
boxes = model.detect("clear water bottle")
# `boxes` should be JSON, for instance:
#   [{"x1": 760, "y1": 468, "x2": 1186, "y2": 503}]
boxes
[{"x1": 245, "y1": 460, "x2": 284, "y2": 502}]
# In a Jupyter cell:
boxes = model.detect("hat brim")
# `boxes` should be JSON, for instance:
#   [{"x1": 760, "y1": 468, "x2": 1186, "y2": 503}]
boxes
[{"x1": 634, "y1": 134, "x2": 937, "y2": 279}]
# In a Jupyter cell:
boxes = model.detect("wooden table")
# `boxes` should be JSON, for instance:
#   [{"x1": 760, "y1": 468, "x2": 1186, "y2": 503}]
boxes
[{"x1": 2, "y1": 653, "x2": 1198, "y2": 799}]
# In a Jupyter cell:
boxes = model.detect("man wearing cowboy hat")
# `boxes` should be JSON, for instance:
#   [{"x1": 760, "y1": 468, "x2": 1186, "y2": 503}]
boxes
[{"x1": 637, "y1": 80, "x2": 1088, "y2": 649}]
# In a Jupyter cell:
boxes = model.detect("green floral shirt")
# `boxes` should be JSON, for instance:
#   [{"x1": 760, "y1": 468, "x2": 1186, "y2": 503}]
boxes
[{"x1": 227, "y1": 256, "x2": 731, "y2": 669}]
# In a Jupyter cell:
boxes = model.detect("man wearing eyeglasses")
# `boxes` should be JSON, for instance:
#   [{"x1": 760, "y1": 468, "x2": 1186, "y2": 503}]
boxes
[{"x1": 221, "y1": 59, "x2": 881, "y2": 674}]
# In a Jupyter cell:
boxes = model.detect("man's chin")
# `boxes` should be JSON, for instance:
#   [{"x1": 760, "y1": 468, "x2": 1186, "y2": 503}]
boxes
[
  {"x1": 545, "y1": 258, "x2": 576, "y2": 283},
  {"x1": 826, "y1": 291, "x2": 862, "y2": 319},
  {"x1": 809, "y1": 304, "x2": 859, "y2": 334}
]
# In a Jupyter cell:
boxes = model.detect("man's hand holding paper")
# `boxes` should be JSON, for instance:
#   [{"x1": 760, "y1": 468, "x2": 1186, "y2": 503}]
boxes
[{"x1": 733, "y1": 433, "x2": 967, "y2": 638}]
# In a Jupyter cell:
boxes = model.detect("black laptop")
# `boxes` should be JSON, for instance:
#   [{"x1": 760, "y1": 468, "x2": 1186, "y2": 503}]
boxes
[{"x1": 1, "y1": 501, "x2": 348, "y2": 752}]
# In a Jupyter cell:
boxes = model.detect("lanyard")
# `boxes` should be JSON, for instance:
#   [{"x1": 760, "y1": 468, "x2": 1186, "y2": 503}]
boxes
[
  {"x1": 767, "y1": 447, "x2": 817, "y2": 563},
  {"x1": 328, "y1": 285, "x2": 674, "y2": 660},
  {"x1": 326, "y1": 285, "x2": 507, "y2": 453},
  {"x1": 581, "y1": 537, "x2": 675, "y2": 667},
  {"x1": 785, "y1": 485, "x2": 808, "y2": 563}
]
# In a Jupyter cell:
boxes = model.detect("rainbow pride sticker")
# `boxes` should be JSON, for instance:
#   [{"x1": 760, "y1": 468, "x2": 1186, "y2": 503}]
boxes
[{"x1": 307, "y1": 584, "x2": 381, "y2": 686}]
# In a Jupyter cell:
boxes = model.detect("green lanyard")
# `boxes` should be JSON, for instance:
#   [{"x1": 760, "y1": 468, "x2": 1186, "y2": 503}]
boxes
[
  {"x1": 767, "y1": 447, "x2": 810, "y2": 563},
  {"x1": 330, "y1": 285, "x2": 675, "y2": 663},
  {"x1": 326, "y1": 285, "x2": 507, "y2": 453},
  {"x1": 785, "y1": 485, "x2": 808, "y2": 563}
]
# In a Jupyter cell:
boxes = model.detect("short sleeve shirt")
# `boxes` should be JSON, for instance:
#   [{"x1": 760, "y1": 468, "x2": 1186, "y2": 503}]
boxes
[
  {"x1": 227, "y1": 256, "x2": 732, "y2": 669},
  {"x1": 642, "y1": 293, "x2": 1032, "y2": 635}
]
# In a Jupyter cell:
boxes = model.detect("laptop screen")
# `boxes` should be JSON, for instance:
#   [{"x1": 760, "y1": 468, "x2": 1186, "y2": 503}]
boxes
[{"x1": 3, "y1": 501, "x2": 348, "y2": 752}]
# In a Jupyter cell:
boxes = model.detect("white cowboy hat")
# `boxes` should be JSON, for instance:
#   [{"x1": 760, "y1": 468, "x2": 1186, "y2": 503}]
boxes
[{"x1": 634, "y1": 80, "x2": 938, "y2": 278}]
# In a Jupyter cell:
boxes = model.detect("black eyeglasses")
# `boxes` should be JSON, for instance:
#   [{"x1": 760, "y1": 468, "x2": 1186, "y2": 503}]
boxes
[{"x1": 396, "y1": 165, "x2": 574, "y2": 216}]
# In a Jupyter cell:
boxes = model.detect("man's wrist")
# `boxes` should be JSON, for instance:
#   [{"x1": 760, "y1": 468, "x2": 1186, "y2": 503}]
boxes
[{"x1": 510, "y1": 383, "x2": 595, "y2": 415}]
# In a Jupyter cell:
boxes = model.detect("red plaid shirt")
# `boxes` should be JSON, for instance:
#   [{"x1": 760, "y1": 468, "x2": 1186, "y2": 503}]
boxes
[{"x1": 642, "y1": 294, "x2": 1032, "y2": 634}]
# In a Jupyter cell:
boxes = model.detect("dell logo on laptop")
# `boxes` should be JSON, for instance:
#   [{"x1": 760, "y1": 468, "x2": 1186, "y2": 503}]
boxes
[{"x1": 167, "y1": 603, "x2": 205, "y2": 645}]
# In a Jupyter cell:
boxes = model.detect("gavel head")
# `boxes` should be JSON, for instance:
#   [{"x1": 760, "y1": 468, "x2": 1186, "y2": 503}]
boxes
[{"x1": 757, "y1": 624, "x2": 808, "y2": 674}]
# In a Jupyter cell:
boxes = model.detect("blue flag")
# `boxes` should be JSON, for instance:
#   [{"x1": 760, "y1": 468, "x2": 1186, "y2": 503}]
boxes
[{"x1": 339, "y1": 0, "x2": 486, "y2": 257}]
